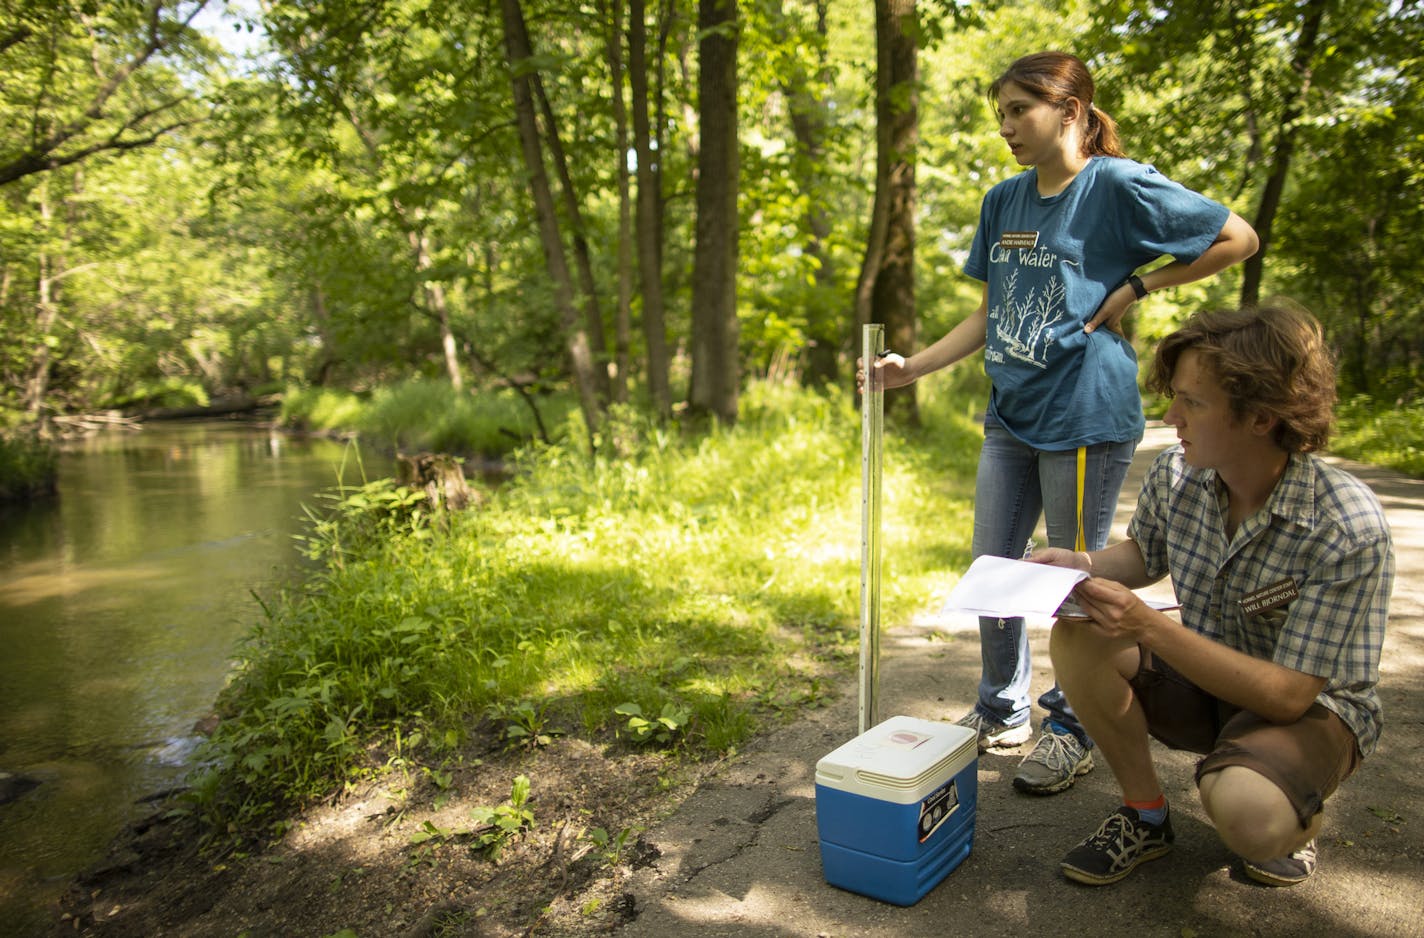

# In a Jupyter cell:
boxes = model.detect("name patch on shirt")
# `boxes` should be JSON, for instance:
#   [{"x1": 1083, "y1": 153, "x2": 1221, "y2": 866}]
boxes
[
  {"x1": 1239, "y1": 578, "x2": 1299, "y2": 616},
  {"x1": 999, "y1": 231, "x2": 1039, "y2": 250}
]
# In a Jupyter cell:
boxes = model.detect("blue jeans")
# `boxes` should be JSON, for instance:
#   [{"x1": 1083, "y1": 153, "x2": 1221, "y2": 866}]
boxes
[{"x1": 968, "y1": 424, "x2": 1138, "y2": 746}]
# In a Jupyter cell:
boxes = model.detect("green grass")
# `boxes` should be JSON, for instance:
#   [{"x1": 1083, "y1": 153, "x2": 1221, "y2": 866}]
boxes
[
  {"x1": 1332, "y1": 396, "x2": 1424, "y2": 478},
  {"x1": 186, "y1": 377, "x2": 988, "y2": 837}
]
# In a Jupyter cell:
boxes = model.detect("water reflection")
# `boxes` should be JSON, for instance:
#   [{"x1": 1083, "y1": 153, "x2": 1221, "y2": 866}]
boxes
[{"x1": 0, "y1": 420, "x2": 389, "y2": 933}]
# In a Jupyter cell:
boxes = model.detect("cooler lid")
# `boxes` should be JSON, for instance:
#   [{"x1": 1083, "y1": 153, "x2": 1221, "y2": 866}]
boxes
[{"x1": 815, "y1": 715, "x2": 976, "y2": 795}]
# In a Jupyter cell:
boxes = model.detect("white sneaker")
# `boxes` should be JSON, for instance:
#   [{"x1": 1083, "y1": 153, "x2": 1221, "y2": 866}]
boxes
[{"x1": 954, "y1": 710, "x2": 1032, "y2": 752}]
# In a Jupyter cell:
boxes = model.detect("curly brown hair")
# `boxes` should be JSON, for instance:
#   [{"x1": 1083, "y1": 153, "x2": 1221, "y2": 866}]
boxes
[{"x1": 1149, "y1": 305, "x2": 1337, "y2": 453}]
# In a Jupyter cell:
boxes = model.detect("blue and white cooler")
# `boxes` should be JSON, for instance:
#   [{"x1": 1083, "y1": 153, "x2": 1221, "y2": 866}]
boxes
[{"x1": 814, "y1": 715, "x2": 978, "y2": 905}]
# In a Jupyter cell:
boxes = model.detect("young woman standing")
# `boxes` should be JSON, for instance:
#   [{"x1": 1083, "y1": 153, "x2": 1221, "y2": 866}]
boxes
[{"x1": 864, "y1": 51, "x2": 1259, "y2": 795}]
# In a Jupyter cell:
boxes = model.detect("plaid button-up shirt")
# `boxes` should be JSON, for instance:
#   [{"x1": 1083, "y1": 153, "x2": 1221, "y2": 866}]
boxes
[{"x1": 1128, "y1": 447, "x2": 1394, "y2": 756}]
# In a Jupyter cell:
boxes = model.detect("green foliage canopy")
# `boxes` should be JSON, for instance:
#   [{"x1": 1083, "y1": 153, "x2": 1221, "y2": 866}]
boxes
[{"x1": 2, "y1": 0, "x2": 1421, "y2": 424}]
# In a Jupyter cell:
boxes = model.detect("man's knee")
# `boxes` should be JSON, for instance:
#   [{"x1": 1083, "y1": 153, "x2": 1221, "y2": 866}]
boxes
[
  {"x1": 1049, "y1": 618, "x2": 1102, "y2": 667},
  {"x1": 1050, "y1": 622, "x2": 1138, "y2": 682},
  {"x1": 1199, "y1": 765, "x2": 1310, "y2": 861}
]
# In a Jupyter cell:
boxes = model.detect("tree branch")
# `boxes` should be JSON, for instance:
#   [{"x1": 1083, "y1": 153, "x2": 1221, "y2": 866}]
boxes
[
  {"x1": 0, "y1": 0, "x2": 209, "y2": 187},
  {"x1": 0, "y1": 116, "x2": 203, "y2": 186},
  {"x1": 1, "y1": 25, "x2": 33, "y2": 54}
]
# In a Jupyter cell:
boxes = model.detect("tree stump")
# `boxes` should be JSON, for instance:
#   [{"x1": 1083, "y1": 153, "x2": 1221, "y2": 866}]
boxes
[{"x1": 395, "y1": 452, "x2": 479, "y2": 512}]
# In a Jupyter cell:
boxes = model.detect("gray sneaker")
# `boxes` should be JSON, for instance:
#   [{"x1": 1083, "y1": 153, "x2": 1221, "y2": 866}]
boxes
[
  {"x1": 954, "y1": 710, "x2": 1032, "y2": 752},
  {"x1": 1242, "y1": 839, "x2": 1318, "y2": 886},
  {"x1": 1013, "y1": 723, "x2": 1094, "y2": 794}
]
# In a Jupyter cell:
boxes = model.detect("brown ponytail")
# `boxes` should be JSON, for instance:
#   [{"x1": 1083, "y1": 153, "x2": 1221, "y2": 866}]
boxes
[
  {"x1": 1085, "y1": 104, "x2": 1125, "y2": 159},
  {"x1": 990, "y1": 52, "x2": 1126, "y2": 159}
]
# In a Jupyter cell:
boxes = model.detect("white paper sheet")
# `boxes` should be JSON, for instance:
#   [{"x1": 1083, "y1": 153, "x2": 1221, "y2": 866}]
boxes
[
  {"x1": 940, "y1": 555, "x2": 1179, "y2": 620},
  {"x1": 941, "y1": 555, "x2": 1089, "y2": 618}
]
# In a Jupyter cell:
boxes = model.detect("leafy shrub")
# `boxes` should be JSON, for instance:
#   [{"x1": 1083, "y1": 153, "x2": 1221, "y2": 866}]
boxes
[
  {"x1": 106, "y1": 376, "x2": 211, "y2": 411},
  {"x1": 614, "y1": 701, "x2": 692, "y2": 748},
  {"x1": 279, "y1": 379, "x2": 578, "y2": 458},
  {"x1": 280, "y1": 386, "x2": 366, "y2": 433},
  {"x1": 1333, "y1": 396, "x2": 1424, "y2": 478},
  {"x1": 468, "y1": 775, "x2": 536, "y2": 860},
  {"x1": 0, "y1": 432, "x2": 57, "y2": 499}
]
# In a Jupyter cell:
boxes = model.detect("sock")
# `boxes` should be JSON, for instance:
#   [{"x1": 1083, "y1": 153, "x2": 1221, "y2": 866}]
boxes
[{"x1": 1125, "y1": 794, "x2": 1167, "y2": 827}]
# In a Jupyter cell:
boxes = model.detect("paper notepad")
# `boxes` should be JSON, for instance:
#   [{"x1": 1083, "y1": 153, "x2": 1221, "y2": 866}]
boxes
[{"x1": 941, "y1": 555, "x2": 1178, "y2": 620}]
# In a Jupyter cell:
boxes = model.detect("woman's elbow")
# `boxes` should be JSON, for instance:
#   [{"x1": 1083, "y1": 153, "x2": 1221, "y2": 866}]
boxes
[
  {"x1": 1224, "y1": 213, "x2": 1260, "y2": 261},
  {"x1": 1213, "y1": 210, "x2": 1258, "y2": 259},
  {"x1": 1238, "y1": 228, "x2": 1261, "y2": 262}
]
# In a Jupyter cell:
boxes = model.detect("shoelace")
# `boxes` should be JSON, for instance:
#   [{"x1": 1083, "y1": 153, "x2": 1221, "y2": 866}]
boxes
[
  {"x1": 1027, "y1": 730, "x2": 1079, "y2": 770},
  {"x1": 959, "y1": 711, "x2": 1002, "y2": 737},
  {"x1": 1084, "y1": 812, "x2": 1131, "y2": 850},
  {"x1": 1085, "y1": 811, "x2": 1158, "y2": 864}
]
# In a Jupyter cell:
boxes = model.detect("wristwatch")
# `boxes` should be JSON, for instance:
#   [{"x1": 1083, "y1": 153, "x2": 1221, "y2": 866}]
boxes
[{"x1": 1124, "y1": 274, "x2": 1149, "y2": 300}]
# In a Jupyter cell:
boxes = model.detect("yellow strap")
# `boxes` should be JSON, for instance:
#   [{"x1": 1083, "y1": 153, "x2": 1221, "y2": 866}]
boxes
[{"x1": 1075, "y1": 446, "x2": 1087, "y2": 552}]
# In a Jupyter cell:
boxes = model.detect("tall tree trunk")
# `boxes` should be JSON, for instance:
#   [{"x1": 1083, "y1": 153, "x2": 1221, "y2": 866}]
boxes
[
  {"x1": 307, "y1": 282, "x2": 338, "y2": 386},
  {"x1": 688, "y1": 0, "x2": 740, "y2": 423},
  {"x1": 857, "y1": 0, "x2": 919, "y2": 423},
  {"x1": 602, "y1": 0, "x2": 634, "y2": 404},
  {"x1": 409, "y1": 228, "x2": 464, "y2": 391},
  {"x1": 776, "y1": 0, "x2": 836, "y2": 385},
  {"x1": 25, "y1": 181, "x2": 59, "y2": 421},
  {"x1": 628, "y1": 0, "x2": 672, "y2": 417},
  {"x1": 533, "y1": 74, "x2": 611, "y2": 404},
  {"x1": 502, "y1": 0, "x2": 604, "y2": 438},
  {"x1": 854, "y1": 171, "x2": 891, "y2": 329},
  {"x1": 1241, "y1": 0, "x2": 1327, "y2": 307},
  {"x1": 1351, "y1": 264, "x2": 1372, "y2": 395}
]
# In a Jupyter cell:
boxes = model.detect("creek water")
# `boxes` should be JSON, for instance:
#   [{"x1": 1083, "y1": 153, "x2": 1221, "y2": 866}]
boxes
[{"x1": 0, "y1": 419, "x2": 390, "y2": 934}]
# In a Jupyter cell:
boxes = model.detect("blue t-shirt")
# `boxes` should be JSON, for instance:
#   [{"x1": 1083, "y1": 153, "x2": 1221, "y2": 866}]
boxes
[{"x1": 964, "y1": 156, "x2": 1230, "y2": 450}]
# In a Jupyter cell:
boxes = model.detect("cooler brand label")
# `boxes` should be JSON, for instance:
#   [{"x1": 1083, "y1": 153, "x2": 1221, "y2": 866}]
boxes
[
  {"x1": 917, "y1": 778, "x2": 960, "y2": 843},
  {"x1": 884, "y1": 730, "x2": 931, "y2": 750},
  {"x1": 999, "y1": 231, "x2": 1039, "y2": 250},
  {"x1": 1239, "y1": 578, "x2": 1299, "y2": 616}
]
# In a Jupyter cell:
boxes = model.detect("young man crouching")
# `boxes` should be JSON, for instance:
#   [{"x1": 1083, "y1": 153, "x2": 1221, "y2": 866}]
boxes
[{"x1": 1033, "y1": 305, "x2": 1393, "y2": 886}]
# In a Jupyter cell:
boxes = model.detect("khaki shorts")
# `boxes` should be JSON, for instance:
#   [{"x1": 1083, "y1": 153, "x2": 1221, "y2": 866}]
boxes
[{"x1": 1129, "y1": 650, "x2": 1361, "y2": 827}]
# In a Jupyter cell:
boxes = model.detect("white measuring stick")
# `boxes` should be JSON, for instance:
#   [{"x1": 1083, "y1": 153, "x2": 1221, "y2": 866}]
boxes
[{"x1": 859, "y1": 323, "x2": 885, "y2": 735}]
